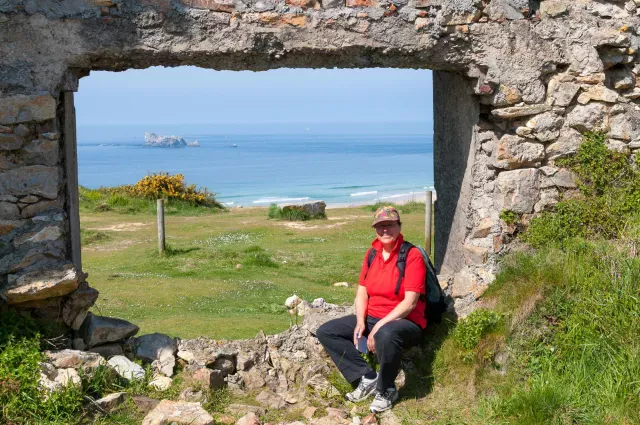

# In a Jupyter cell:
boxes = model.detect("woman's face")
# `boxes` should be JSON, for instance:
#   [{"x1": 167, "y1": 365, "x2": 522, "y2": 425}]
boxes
[{"x1": 374, "y1": 221, "x2": 401, "y2": 245}]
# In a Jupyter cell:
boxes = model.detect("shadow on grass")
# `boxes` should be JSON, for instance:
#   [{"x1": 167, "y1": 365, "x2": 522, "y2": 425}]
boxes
[
  {"x1": 399, "y1": 307, "x2": 458, "y2": 401},
  {"x1": 162, "y1": 246, "x2": 201, "y2": 257}
]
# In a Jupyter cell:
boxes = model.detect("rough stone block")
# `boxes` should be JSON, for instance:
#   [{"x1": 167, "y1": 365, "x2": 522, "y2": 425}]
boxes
[
  {"x1": 0, "y1": 165, "x2": 59, "y2": 199},
  {"x1": 493, "y1": 134, "x2": 545, "y2": 170},
  {"x1": 546, "y1": 128, "x2": 583, "y2": 160},
  {"x1": 0, "y1": 134, "x2": 23, "y2": 151},
  {"x1": 20, "y1": 139, "x2": 60, "y2": 166},
  {"x1": 491, "y1": 104, "x2": 551, "y2": 120},
  {"x1": 62, "y1": 284, "x2": 99, "y2": 330},
  {"x1": 20, "y1": 200, "x2": 59, "y2": 219},
  {"x1": 14, "y1": 225, "x2": 62, "y2": 246},
  {"x1": 566, "y1": 103, "x2": 606, "y2": 132},
  {"x1": 496, "y1": 168, "x2": 541, "y2": 214},
  {"x1": 540, "y1": 0, "x2": 567, "y2": 18},
  {"x1": 180, "y1": 0, "x2": 235, "y2": 12},
  {"x1": 346, "y1": 0, "x2": 377, "y2": 6},
  {"x1": 109, "y1": 355, "x2": 146, "y2": 381},
  {"x1": 546, "y1": 78, "x2": 580, "y2": 107},
  {"x1": 0, "y1": 95, "x2": 56, "y2": 125},
  {"x1": 142, "y1": 400, "x2": 214, "y2": 425},
  {"x1": 3, "y1": 264, "x2": 78, "y2": 304},
  {"x1": 484, "y1": 0, "x2": 524, "y2": 20},
  {"x1": 190, "y1": 367, "x2": 225, "y2": 390},
  {"x1": 286, "y1": 0, "x2": 316, "y2": 8},
  {"x1": 0, "y1": 202, "x2": 20, "y2": 220}
]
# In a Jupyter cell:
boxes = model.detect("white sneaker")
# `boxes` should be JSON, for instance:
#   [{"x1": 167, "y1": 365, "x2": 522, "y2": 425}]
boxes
[
  {"x1": 369, "y1": 387, "x2": 399, "y2": 413},
  {"x1": 346, "y1": 373, "x2": 378, "y2": 402}
]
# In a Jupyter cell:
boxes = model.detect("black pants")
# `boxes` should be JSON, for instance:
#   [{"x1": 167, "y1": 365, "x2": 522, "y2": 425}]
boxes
[{"x1": 316, "y1": 314, "x2": 422, "y2": 392}]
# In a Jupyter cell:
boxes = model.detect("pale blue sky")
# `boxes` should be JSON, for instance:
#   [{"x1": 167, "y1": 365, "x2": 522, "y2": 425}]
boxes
[{"x1": 76, "y1": 67, "x2": 433, "y2": 132}]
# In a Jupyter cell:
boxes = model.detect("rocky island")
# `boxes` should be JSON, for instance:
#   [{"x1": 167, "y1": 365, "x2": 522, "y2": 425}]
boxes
[{"x1": 144, "y1": 132, "x2": 200, "y2": 148}]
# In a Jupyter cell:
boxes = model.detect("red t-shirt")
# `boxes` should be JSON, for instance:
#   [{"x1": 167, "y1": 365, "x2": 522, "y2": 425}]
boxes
[{"x1": 358, "y1": 234, "x2": 427, "y2": 329}]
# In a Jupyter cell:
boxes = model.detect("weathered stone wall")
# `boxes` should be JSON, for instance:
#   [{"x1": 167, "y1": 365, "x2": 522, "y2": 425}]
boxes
[{"x1": 1, "y1": 0, "x2": 640, "y2": 321}]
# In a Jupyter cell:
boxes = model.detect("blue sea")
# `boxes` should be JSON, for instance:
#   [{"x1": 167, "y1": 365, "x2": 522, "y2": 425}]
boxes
[{"x1": 77, "y1": 124, "x2": 434, "y2": 207}]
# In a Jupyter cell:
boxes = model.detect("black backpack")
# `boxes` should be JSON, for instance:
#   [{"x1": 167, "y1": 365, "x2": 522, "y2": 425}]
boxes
[{"x1": 366, "y1": 241, "x2": 447, "y2": 326}]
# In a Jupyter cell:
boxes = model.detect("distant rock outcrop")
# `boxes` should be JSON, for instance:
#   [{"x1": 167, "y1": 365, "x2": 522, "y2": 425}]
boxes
[{"x1": 144, "y1": 133, "x2": 199, "y2": 148}]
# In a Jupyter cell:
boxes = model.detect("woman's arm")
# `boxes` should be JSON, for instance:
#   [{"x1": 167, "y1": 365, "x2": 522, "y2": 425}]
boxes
[{"x1": 354, "y1": 284, "x2": 369, "y2": 344}]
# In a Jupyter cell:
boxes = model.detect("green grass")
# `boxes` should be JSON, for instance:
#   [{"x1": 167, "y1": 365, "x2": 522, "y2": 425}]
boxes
[
  {"x1": 79, "y1": 186, "x2": 224, "y2": 216},
  {"x1": 81, "y1": 206, "x2": 426, "y2": 339}
]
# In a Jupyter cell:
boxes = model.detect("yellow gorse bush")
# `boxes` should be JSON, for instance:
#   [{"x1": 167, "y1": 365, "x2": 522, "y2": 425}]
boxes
[{"x1": 123, "y1": 172, "x2": 218, "y2": 206}]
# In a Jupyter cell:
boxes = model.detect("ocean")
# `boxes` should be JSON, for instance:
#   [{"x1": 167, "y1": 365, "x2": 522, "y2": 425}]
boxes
[{"x1": 77, "y1": 125, "x2": 434, "y2": 207}]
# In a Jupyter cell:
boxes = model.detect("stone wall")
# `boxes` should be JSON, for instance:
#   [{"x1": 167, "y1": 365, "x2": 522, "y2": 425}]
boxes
[{"x1": 2, "y1": 0, "x2": 640, "y2": 321}]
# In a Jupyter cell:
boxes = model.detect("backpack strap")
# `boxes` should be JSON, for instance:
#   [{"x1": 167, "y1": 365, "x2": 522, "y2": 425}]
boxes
[
  {"x1": 394, "y1": 242, "x2": 414, "y2": 295},
  {"x1": 364, "y1": 248, "x2": 377, "y2": 279}
]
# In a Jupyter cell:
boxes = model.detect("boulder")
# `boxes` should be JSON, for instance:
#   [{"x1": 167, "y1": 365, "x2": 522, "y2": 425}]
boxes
[
  {"x1": 89, "y1": 343, "x2": 124, "y2": 359},
  {"x1": 108, "y1": 355, "x2": 146, "y2": 381},
  {"x1": 152, "y1": 353, "x2": 176, "y2": 377},
  {"x1": 255, "y1": 388, "x2": 286, "y2": 410},
  {"x1": 93, "y1": 392, "x2": 128, "y2": 413},
  {"x1": 132, "y1": 396, "x2": 161, "y2": 415},
  {"x1": 236, "y1": 412, "x2": 261, "y2": 425},
  {"x1": 148, "y1": 375, "x2": 173, "y2": 391},
  {"x1": 142, "y1": 400, "x2": 214, "y2": 425},
  {"x1": 135, "y1": 333, "x2": 177, "y2": 362},
  {"x1": 44, "y1": 349, "x2": 106, "y2": 370},
  {"x1": 39, "y1": 363, "x2": 81, "y2": 393},
  {"x1": 496, "y1": 168, "x2": 541, "y2": 214},
  {"x1": 239, "y1": 367, "x2": 266, "y2": 390},
  {"x1": 4, "y1": 264, "x2": 78, "y2": 304},
  {"x1": 80, "y1": 313, "x2": 139, "y2": 348},
  {"x1": 302, "y1": 304, "x2": 354, "y2": 335}
]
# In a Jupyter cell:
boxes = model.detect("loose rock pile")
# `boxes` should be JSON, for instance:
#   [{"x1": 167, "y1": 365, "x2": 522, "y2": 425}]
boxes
[{"x1": 35, "y1": 298, "x2": 415, "y2": 424}]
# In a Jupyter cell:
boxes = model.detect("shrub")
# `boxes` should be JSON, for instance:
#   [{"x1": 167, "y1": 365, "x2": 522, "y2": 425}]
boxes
[
  {"x1": 453, "y1": 309, "x2": 501, "y2": 351},
  {"x1": 267, "y1": 204, "x2": 326, "y2": 221},
  {"x1": 525, "y1": 131, "x2": 640, "y2": 246},
  {"x1": 123, "y1": 172, "x2": 223, "y2": 208}
]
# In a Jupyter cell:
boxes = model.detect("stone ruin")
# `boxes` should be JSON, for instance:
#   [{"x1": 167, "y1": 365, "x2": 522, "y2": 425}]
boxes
[{"x1": 1, "y1": 0, "x2": 640, "y2": 342}]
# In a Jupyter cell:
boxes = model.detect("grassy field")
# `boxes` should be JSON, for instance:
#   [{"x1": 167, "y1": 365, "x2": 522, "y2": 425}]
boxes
[{"x1": 81, "y1": 204, "x2": 429, "y2": 340}]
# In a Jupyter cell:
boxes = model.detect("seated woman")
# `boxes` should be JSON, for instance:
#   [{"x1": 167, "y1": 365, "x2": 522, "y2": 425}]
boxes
[{"x1": 316, "y1": 206, "x2": 426, "y2": 413}]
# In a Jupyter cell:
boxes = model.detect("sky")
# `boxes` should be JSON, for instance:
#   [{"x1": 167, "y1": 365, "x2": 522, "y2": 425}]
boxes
[{"x1": 75, "y1": 67, "x2": 433, "y2": 134}]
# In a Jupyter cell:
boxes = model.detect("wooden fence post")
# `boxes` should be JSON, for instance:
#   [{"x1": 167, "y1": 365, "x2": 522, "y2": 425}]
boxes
[
  {"x1": 157, "y1": 199, "x2": 165, "y2": 255},
  {"x1": 425, "y1": 190, "x2": 433, "y2": 258}
]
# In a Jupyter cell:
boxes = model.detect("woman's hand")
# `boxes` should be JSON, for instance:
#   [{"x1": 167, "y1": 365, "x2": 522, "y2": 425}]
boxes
[
  {"x1": 367, "y1": 323, "x2": 382, "y2": 353},
  {"x1": 353, "y1": 321, "x2": 366, "y2": 346}
]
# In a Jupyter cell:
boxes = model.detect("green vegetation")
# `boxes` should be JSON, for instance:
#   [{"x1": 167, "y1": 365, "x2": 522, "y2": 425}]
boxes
[
  {"x1": 362, "y1": 200, "x2": 426, "y2": 215},
  {"x1": 499, "y1": 210, "x2": 520, "y2": 226},
  {"x1": 79, "y1": 172, "x2": 224, "y2": 216},
  {"x1": 525, "y1": 131, "x2": 640, "y2": 247},
  {"x1": 267, "y1": 203, "x2": 327, "y2": 221}
]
